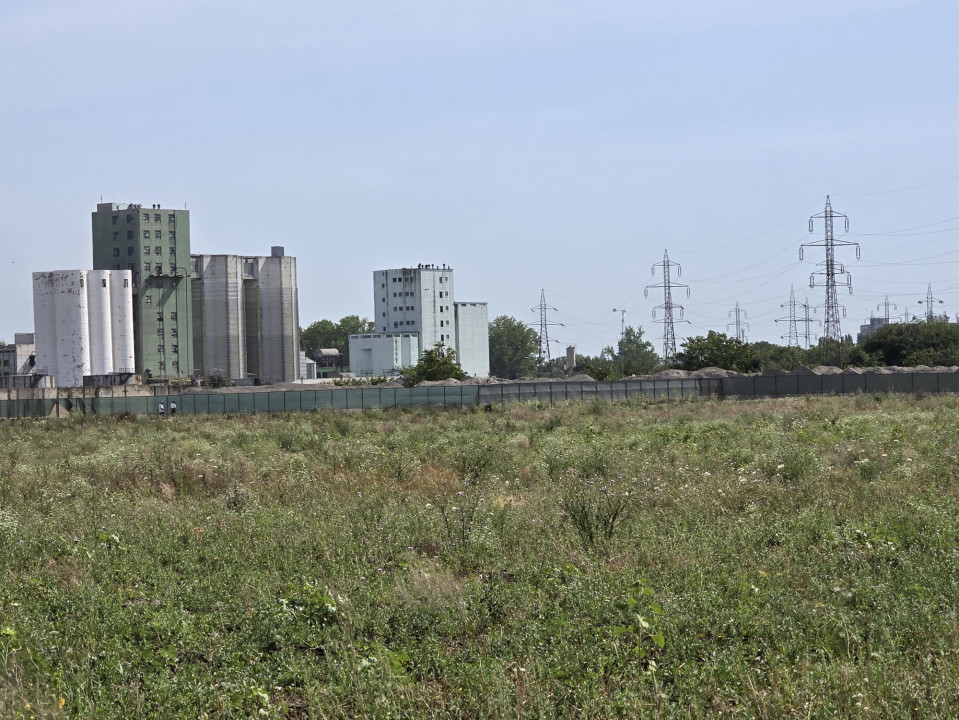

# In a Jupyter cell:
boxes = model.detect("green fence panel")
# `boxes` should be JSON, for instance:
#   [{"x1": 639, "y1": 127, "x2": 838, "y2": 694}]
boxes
[
  {"x1": 477, "y1": 385, "x2": 502, "y2": 405},
  {"x1": 752, "y1": 376, "x2": 778, "y2": 397},
  {"x1": 939, "y1": 374, "x2": 959, "y2": 393},
  {"x1": 518, "y1": 384, "x2": 537, "y2": 402},
  {"x1": 820, "y1": 375, "x2": 844, "y2": 395},
  {"x1": 595, "y1": 383, "x2": 612, "y2": 401},
  {"x1": 395, "y1": 388, "x2": 413, "y2": 408},
  {"x1": 841, "y1": 375, "x2": 866, "y2": 395},
  {"x1": 863, "y1": 374, "x2": 899, "y2": 393},
  {"x1": 913, "y1": 374, "x2": 939, "y2": 393},
  {"x1": 358, "y1": 388, "x2": 377, "y2": 409},
  {"x1": 265, "y1": 392, "x2": 284, "y2": 413},
  {"x1": 580, "y1": 383, "x2": 597, "y2": 401},
  {"x1": 794, "y1": 376, "x2": 821, "y2": 395}
]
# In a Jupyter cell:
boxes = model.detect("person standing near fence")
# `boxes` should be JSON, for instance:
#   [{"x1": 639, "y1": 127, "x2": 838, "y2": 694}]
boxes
[
  {"x1": 158, "y1": 401, "x2": 165, "y2": 417},
  {"x1": 170, "y1": 401, "x2": 177, "y2": 417}
]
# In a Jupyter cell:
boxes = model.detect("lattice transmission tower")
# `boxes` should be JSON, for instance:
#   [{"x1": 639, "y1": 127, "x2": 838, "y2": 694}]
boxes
[
  {"x1": 531, "y1": 289, "x2": 563, "y2": 371},
  {"x1": 800, "y1": 196, "x2": 859, "y2": 341},
  {"x1": 918, "y1": 283, "x2": 945, "y2": 321},
  {"x1": 644, "y1": 250, "x2": 689, "y2": 361},
  {"x1": 878, "y1": 295, "x2": 897, "y2": 323},
  {"x1": 727, "y1": 302, "x2": 749, "y2": 342},
  {"x1": 776, "y1": 286, "x2": 800, "y2": 347}
]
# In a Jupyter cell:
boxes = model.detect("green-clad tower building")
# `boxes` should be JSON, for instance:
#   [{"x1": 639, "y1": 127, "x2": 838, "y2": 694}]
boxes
[{"x1": 91, "y1": 202, "x2": 193, "y2": 380}]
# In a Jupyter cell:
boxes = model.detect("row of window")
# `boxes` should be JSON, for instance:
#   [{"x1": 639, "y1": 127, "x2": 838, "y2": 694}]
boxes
[
  {"x1": 112, "y1": 230, "x2": 176, "y2": 241},
  {"x1": 156, "y1": 327, "x2": 179, "y2": 337},
  {"x1": 143, "y1": 262, "x2": 178, "y2": 274},
  {"x1": 156, "y1": 361, "x2": 180, "y2": 372},
  {"x1": 156, "y1": 345, "x2": 179, "y2": 354},
  {"x1": 392, "y1": 306, "x2": 414, "y2": 312},
  {"x1": 157, "y1": 312, "x2": 178, "y2": 321},
  {"x1": 112, "y1": 213, "x2": 176, "y2": 225}
]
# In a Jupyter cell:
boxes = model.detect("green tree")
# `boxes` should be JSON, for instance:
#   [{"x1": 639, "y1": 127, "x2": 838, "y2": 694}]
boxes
[
  {"x1": 860, "y1": 319, "x2": 959, "y2": 367},
  {"x1": 607, "y1": 326, "x2": 660, "y2": 376},
  {"x1": 674, "y1": 331, "x2": 758, "y2": 373},
  {"x1": 488, "y1": 315, "x2": 540, "y2": 379},
  {"x1": 300, "y1": 315, "x2": 374, "y2": 367},
  {"x1": 401, "y1": 343, "x2": 468, "y2": 387}
]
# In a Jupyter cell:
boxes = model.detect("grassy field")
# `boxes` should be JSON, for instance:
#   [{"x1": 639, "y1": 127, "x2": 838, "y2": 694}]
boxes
[{"x1": 2, "y1": 394, "x2": 959, "y2": 718}]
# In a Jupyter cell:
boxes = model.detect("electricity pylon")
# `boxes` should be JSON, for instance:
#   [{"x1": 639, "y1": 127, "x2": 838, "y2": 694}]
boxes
[
  {"x1": 776, "y1": 286, "x2": 800, "y2": 347},
  {"x1": 644, "y1": 250, "x2": 689, "y2": 361},
  {"x1": 878, "y1": 295, "x2": 897, "y2": 323},
  {"x1": 531, "y1": 289, "x2": 562, "y2": 372},
  {"x1": 918, "y1": 283, "x2": 945, "y2": 321},
  {"x1": 800, "y1": 196, "x2": 859, "y2": 341},
  {"x1": 727, "y1": 302, "x2": 749, "y2": 342}
]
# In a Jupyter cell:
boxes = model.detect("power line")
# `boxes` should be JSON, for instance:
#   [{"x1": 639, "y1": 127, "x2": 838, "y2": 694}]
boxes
[{"x1": 645, "y1": 250, "x2": 689, "y2": 361}]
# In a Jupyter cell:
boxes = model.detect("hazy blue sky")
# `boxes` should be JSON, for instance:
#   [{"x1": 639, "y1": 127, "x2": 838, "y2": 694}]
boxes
[{"x1": 2, "y1": 0, "x2": 957, "y2": 357}]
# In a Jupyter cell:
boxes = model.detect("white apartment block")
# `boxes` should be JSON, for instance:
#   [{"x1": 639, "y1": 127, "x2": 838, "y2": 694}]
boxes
[{"x1": 352, "y1": 265, "x2": 489, "y2": 377}]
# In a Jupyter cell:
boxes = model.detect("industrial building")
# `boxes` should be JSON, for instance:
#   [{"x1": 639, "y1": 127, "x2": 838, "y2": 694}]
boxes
[
  {"x1": 350, "y1": 265, "x2": 489, "y2": 377},
  {"x1": 32, "y1": 270, "x2": 135, "y2": 387},
  {"x1": 190, "y1": 247, "x2": 300, "y2": 384},
  {"x1": 91, "y1": 203, "x2": 193, "y2": 380}
]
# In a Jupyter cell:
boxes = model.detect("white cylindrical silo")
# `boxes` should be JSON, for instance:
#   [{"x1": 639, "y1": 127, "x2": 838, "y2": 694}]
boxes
[
  {"x1": 54, "y1": 270, "x2": 90, "y2": 387},
  {"x1": 110, "y1": 270, "x2": 135, "y2": 373},
  {"x1": 87, "y1": 270, "x2": 113, "y2": 375},
  {"x1": 32, "y1": 272, "x2": 58, "y2": 379}
]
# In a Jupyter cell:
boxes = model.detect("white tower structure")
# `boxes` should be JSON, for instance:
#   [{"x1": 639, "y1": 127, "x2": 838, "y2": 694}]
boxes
[{"x1": 32, "y1": 270, "x2": 135, "y2": 387}]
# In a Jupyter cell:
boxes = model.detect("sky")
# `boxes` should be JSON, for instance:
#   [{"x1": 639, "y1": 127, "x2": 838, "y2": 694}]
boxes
[{"x1": 2, "y1": 0, "x2": 958, "y2": 358}]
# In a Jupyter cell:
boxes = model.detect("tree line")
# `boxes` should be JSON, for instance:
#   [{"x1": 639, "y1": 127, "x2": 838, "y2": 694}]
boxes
[{"x1": 301, "y1": 315, "x2": 959, "y2": 381}]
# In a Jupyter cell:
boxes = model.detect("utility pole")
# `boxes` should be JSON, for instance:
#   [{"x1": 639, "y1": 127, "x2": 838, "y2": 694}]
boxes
[
  {"x1": 727, "y1": 302, "x2": 749, "y2": 342},
  {"x1": 531, "y1": 289, "x2": 562, "y2": 374},
  {"x1": 776, "y1": 286, "x2": 800, "y2": 347},
  {"x1": 918, "y1": 283, "x2": 944, "y2": 321},
  {"x1": 901, "y1": 305, "x2": 914, "y2": 323},
  {"x1": 800, "y1": 196, "x2": 859, "y2": 342},
  {"x1": 799, "y1": 296, "x2": 820, "y2": 349},
  {"x1": 612, "y1": 307, "x2": 626, "y2": 376},
  {"x1": 645, "y1": 250, "x2": 689, "y2": 361}
]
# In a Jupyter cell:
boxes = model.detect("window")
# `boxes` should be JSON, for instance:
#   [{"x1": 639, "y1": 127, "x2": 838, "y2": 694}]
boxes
[
  {"x1": 157, "y1": 328, "x2": 164, "y2": 337},
  {"x1": 143, "y1": 246, "x2": 150, "y2": 255},
  {"x1": 112, "y1": 247, "x2": 120, "y2": 257},
  {"x1": 243, "y1": 260, "x2": 254, "y2": 276},
  {"x1": 168, "y1": 214, "x2": 175, "y2": 223},
  {"x1": 113, "y1": 264, "x2": 121, "y2": 270},
  {"x1": 127, "y1": 247, "x2": 134, "y2": 256},
  {"x1": 157, "y1": 346, "x2": 164, "y2": 354},
  {"x1": 158, "y1": 361, "x2": 166, "y2": 370},
  {"x1": 169, "y1": 264, "x2": 176, "y2": 274},
  {"x1": 79, "y1": 277, "x2": 84, "y2": 288},
  {"x1": 112, "y1": 215, "x2": 119, "y2": 225},
  {"x1": 157, "y1": 312, "x2": 163, "y2": 321},
  {"x1": 154, "y1": 213, "x2": 161, "y2": 223},
  {"x1": 169, "y1": 231, "x2": 176, "y2": 241},
  {"x1": 382, "y1": 312, "x2": 386, "y2": 317},
  {"x1": 155, "y1": 230, "x2": 161, "y2": 239},
  {"x1": 169, "y1": 246, "x2": 176, "y2": 255},
  {"x1": 142, "y1": 213, "x2": 150, "y2": 222},
  {"x1": 127, "y1": 230, "x2": 134, "y2": 240},
  {"x1": 170, "y1": 311, "x2": 177, "y2": 320},
  {"x1": 143, "y1": 230, "x2": 150, "y2": 240},
  {"x1": 440, "y1": 320, "x2": 444, "y2": 327},
  {"x1": 112, "y1": 231, "x2": 119, "y2": 242},
  {"x1": 190, "y1": 257, "x2": 199, "y2": 274},
  {"x1": 154, "y1": 246, "x2": 162, "y2": 255},
  {"x1": 144, "y1": 262, "x2": 152, "y2": 272},
  {"x1": 144, "y1": 295, "x2": 152, "y2": 305},
  {"x1": 440, "y1": 334, "x2": 444, "y2": 342},
  {"x1": 393, "y1": 322, "x2": 398, "y2": 328},
  {"x1": 126, "y1": 214, "x2": 133, "y2": 223},
  {"x1": 172, "y1": 345, "x2": 178, "y2": 354},
  {"x1": 127, "y1": 263, "x2": 135, "y2": 270},
  {"x1": 381, "y1": 283, "x2": 385, "y2": 288},
  {"x1": 101, "y1": 279, "x2": 107, "y2": 287},
  {"x1": 123, "y1": 278, "x2": 129, "y2": 288},
  {"x1": 171, "y1": 328, "x2": 177, "y2": 337},
  {"x1": 439, "y1": 306, "x2": 444, "y2": 313},
  {"x1": 172, "y1": 361, "x2": 179, "y2": 371}
]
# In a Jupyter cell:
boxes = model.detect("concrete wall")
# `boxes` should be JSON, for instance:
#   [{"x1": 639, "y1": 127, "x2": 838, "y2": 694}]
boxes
[
  {"x1": 349, "y1": 333, "x2": 420, "y2": 376},
  {"x1": 454, "y1": 302, "x2": 490, "y2": 377}
]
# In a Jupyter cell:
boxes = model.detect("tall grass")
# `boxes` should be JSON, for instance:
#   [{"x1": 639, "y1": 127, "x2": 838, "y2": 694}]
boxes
[{"x1": 1, "y1": 395, "x2": 958, "y2": 717}]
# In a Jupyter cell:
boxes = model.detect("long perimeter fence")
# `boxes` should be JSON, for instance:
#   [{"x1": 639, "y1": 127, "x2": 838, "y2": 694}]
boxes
[{"x1": 2, "y1": 373, "x2": 959, "y2": 419}]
